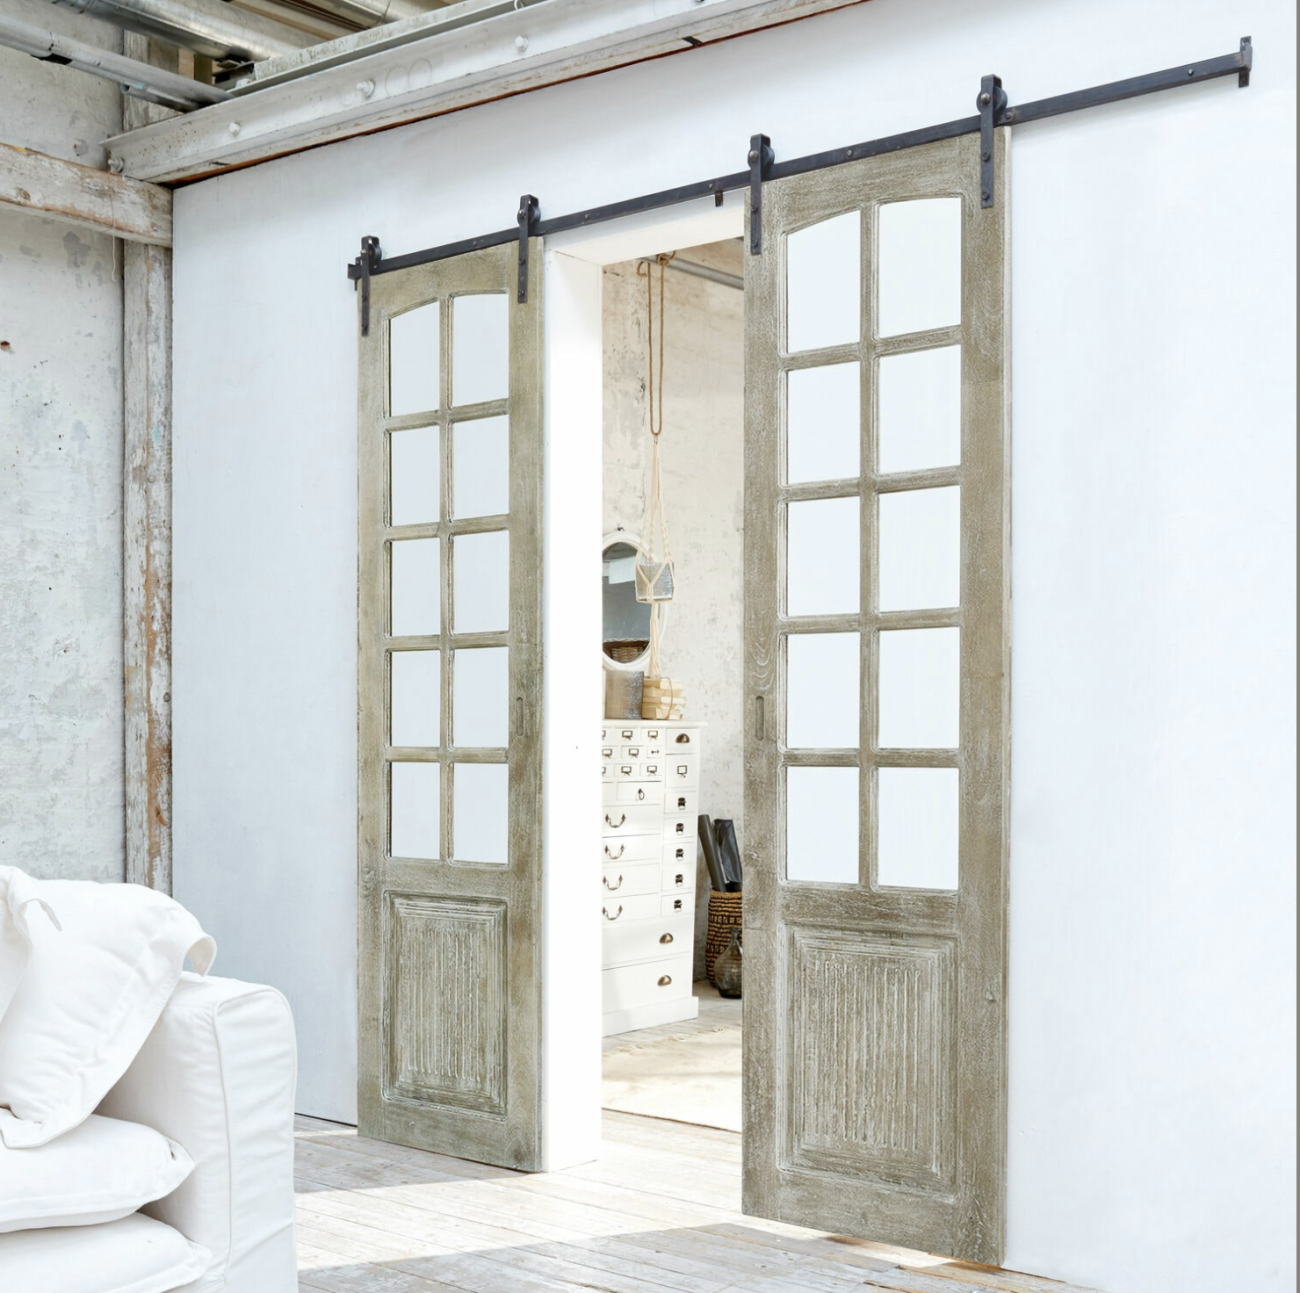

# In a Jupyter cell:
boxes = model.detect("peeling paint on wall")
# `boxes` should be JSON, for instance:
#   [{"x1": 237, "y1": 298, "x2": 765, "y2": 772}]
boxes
[{"x1": 0, "y1": 2, "x2": 126, "y2": 880}]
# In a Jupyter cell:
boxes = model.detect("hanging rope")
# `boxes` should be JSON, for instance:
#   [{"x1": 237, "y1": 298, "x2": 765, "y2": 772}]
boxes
[{"x1": 634, "y1": 253, "x2": 676, "y2": 679}]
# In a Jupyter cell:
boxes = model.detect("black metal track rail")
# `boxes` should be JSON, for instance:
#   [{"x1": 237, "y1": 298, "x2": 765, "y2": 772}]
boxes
[{"x1": 348, "y1": 36, "x2": 1252, "y2": 316}]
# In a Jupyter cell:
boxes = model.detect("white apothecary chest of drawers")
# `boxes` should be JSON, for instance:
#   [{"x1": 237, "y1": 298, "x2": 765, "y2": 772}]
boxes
[{"x1": 600, "y1": 720, "x2": 704, "y2": 1036}]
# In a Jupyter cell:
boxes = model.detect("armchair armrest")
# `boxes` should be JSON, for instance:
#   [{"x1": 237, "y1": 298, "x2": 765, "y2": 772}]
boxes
[{"x1": 98, "y1": 972, "x2": 297, "y2": 1293}]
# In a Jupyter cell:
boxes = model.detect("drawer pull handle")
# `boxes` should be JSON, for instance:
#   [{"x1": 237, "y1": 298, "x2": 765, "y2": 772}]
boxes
[
  {"x1": 675, "y1": 874, "x2": 684, "y2": 886},
  {"x1": 604, "y1": 843, "x2": 624, "y2": 860},
  {"x1": 627, "y1": 747, "x2": 640, "y2": 757},
  {"x1": 658, "y1": 975, "x2": 672, "y2": 986},
  {"x1": 659, "y1": 932, "x2": 674, "y2": 944},
  {"x1": 603, "y1": 905, "x2": 623, "y2": 921},
  {"x1": 676, "y1": 797, "x2": 686, "y2": 809},
  {"x1": 675, "y1": 733, "x2": 690, "y2": 744},
  {"x1": 603, "y1": 874, "x2": 624, "y2": 891},
  {"x1": 621, "y1": 729, "x2": 634, "y2": 739},
  {"x1": 673, "y1": 899, "x2": 683, "y2": 910},
  {"x1": 605, "y1": 813, "x2": 626, "y2": 828},
  {"x1": 620, "y1": 766, "x2": 633, "y2": 777},
  {"x1": 637, "y1": 788, "x2": 645, "y2": 801}
]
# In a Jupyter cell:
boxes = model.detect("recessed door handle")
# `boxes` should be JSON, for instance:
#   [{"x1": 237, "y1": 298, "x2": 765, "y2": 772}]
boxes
[
  {"x1": 603, "y1": 874, "x2": 624, "y2": 891},
  {"x1": 605, "y1": 813, "x2": 626, "y2": 828},
  {"x1": 603, "y1": 905, "x2": 623, "y2": 921},
  {"x1": 658, "y1": 975, "x2": 672, "y2": 986},
  {"x1": 604, "y1": 843, "x2": 624, "y2": 860},
  {"x1": 659, "y1": 932, "x2": 673, "y2": 944}
]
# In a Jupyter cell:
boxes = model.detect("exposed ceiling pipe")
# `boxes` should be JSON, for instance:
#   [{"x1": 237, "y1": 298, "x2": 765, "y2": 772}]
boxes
[
  {"x1": 273, "y1": 0, "x2": 441, "y2": 25},
  {"x1": 0, "y1": 13, "x2": 230, "y2": 109},
  {"x1": 49, "y1": 0, "x2": 312, "y2": 62}
]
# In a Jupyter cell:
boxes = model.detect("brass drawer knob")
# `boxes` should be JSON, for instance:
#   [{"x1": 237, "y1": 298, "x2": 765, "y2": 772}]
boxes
[
  {"x1": 659, "y1": 932, "x2": 673, "y2": 944},
  {"x1": 658, "y1": 975, "x2": 672, "y2": 986}
]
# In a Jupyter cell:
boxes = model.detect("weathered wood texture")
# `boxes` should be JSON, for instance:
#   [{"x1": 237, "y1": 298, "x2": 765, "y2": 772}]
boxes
[
  {"x1": 357, "y1": 244, "x2": 545, "y2": 1169},
  {"x1": 292, "y1": 1111, "x2": 1098, "y2": 1293},
  {"x1": 123, "y1": 240, "x2": 173, "y2": 893},
  {"x1": 743, "y1": 132, "x2": 1011, "y2": 1263},
  {"x1": 0, "y1": 140, "x2": 171, "y2": 245}
]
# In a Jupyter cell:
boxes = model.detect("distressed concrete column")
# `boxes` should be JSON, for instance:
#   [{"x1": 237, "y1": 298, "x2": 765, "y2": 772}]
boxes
[{"x1": 123, "y1": 240, "x2": 172, "y2": 892}]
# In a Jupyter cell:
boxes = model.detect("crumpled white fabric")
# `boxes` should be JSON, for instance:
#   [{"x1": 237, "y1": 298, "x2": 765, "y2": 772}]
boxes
[{"x1": 0, "y1": 867, "x2": 216, "y2": 1148}]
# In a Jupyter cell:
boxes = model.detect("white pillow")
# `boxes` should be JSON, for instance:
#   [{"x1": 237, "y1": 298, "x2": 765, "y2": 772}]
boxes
[
  {"x1": 0, "y1": 1211, "x2": 211, "y2": 1293},
  {"x1": 0, "y1": 869, "x2": 57, "y2": 1023},
  {"x1": 0, "y1": 868, "x2": 216, "y2": 1148},
  {"x1": 0, "y1": 1113, "x2": 194, "y2": 1234}
]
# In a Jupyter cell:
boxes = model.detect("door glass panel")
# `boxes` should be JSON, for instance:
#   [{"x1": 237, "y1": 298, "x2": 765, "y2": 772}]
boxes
[
  {"x1": 389, "y1": 303, "x2": 440, "y2": 417},
  {"x1": 787, "y1": 497, "x2": 860, "y2": 618},
  {"x1": 390, "y1": 537, "x2": 440, "y2": 636},
  {"x1": 787, "y1": 633, "x2": 860, "y2": 748},
  {"x1": 877, "y1": 767, "x2": 958, "y2": 889},
  {"x1": 786, "y1": 766, "x2": 859, "y2": 884},
  {"x1": 453, "y1": 647, "x2": 509, "y2": 748},
  {"x1": 878, "y1": 346, "x2": 962, "y2": 473},
  {"x1": 877, "y1": 198, "x2": 962, "y2": 338},
  {"x1": 390, "y1": 761, "x2": 439, "y2": 859},
  {"x1": 453, "y1": 763, "x2": 509, "y2": 864},
  {"x1": 786, "y1": 213, "x2": 860, "y2": 354},
  {"x1": 453, "y1": 531, "x2": 510, "y2": 633},
  {"x1": 452, "y1": 293, "x2": 508, "y2": 407},
  {"x1": 877, "y1": 487, "x2": 960, "y2": 612},
  {"x1": 878, "y1": 628, "x2": 959, "y2": 748},
  {"x1": 390, "y1": 426, "x2": 439, "y2": 527},
  {"x1": 787, "y1": 362, "x2": 860, "y2": 484},
  {"x1": 453, "y1": 415, "x2": 510, "y2": 519},
  {"x1": 390, "y1": 650, "x2": 440, "y2": 747}
]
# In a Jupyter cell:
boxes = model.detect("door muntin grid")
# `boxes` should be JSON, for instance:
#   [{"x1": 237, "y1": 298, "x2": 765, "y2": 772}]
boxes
[
  {"x1": 384, "y1": 290, "x2": 512, "y2": 867},
  {"x1": 779, "y1": 198, "x2": 966, "y2": 893}
]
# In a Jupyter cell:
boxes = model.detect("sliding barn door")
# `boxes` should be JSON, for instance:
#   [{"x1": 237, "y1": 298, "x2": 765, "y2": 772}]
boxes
[
  {"x1": 357, "y1": 244, "x2": 544, "y2": 1169},
  {"x1": 742, "y1": 133, "x2": 1010, "y2": 1261}
]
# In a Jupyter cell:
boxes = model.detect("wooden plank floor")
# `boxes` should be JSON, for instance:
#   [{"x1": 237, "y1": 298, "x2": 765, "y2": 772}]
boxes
[{"x1": 294, "y1": 1111, "x2": 1099, "y2": 1293}]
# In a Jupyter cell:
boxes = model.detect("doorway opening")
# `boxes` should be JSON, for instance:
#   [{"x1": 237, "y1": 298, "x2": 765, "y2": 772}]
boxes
[{"x1": 597, "y1": 236, "x2": 746, "y2": 1137}]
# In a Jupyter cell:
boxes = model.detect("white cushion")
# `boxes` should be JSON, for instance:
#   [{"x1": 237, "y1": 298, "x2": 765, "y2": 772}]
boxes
[
  {"x1": 0, "y1": 1113, "x2": 194, "y2": 1234},
  {"x1": 99, "y1": 973, "x2": 298, "y2": 1293},
  {"x1": 0, "y1": 868, "x2": 216, "y2": 1148},
  {"x1": 0, "y1": 1211, "x2": 211, "y2": 1293},
  {"x1": 0, "y1": 869, "x2": 56, "y2": 1023}
]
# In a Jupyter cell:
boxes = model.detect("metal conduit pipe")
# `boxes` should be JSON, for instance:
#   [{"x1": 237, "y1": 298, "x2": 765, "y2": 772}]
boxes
[
  {"x1": 49, "y1": 0, "x2": 312, "y2": 62},
  {"x1": 0, "y1": 13, "x2": 230, "y2": 109},
  {"x1": 283, "y1": 0, "x2": 440, "y2": 25}
]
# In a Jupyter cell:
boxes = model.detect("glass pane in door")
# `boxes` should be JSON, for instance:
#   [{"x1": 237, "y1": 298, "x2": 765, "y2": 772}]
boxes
[
  {"x1": 786, "y1": 213, "x2": 860, "y2": 353},
  {"x1": 389, "y1": 303, "x2": 440, "y2": 417},
  {"x1": 876, "y1": 767, "x2": 958, "y2": 889},
  {"x1": 390, "y1": 426, "x2": 439, "y2": 526},
  {"x1": 877, "y1": 487, "x2": 960, "y2": 612},
  {"x1": 787, "y1": 497, "x2": 860, "y2": 618},
  {"x1": 452, "y1": 294, "x2": 508, "y2": 406},
  {"x1": 877, "y1": 197, "x2": 962, "y2": 338},
  {"x1": 453, "y1": 763, "x2": 509, "y2": 864},
  {"x1": 787, "y1": 633, "x2": 860, "y2": 748},
  {"x1": 787, "y1": 362, "x2": 860, "y2": 484},
  {"x1": 786, "y1": 766, "x2": 859, "y2": 884},
  {"x1": 390, "y1": 761, "x2": 440, "y2": 859},
  {"x1": 878, "y1": 346, "x2": 962, "y2": 473},
  {"x1": 390, "y1": 538, "x2": 440, "y2": 636},
  {"x1": 390, "y1": 649, "x2": 440, "y2": 747},
  {"x1": 453, "y1": 416, "x2": 510, "y2": 519},
  {"x1": 453, "y1": 647, "x2": 509, "y2": 748}
]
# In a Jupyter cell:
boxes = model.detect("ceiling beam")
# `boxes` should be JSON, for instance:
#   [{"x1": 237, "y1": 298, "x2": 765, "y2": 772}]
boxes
[
  {"x1": 106, "y1": 0, "x2": 867, "y2": 183},
  {"x1": 0, "y1": 140, "x2": 172, "y2": 245}
]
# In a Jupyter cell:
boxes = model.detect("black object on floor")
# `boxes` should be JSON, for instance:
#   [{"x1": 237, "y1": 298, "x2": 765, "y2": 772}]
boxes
[
  {"x1": 714, "y1": 819, "x2": 742, "y2": 892},
  {"x1": 699, "y1": 814, "x2": 726, "y2": 891}
]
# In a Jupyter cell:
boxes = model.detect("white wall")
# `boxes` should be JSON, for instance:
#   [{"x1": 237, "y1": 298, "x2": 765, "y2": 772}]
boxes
[
  {"x1": 0, "y1": 0, "x2": 126, "y2": 882},
  {"x1": 602, "y1": 248, "x2": 745, "y2": 978},
  {"x1": 171, "y1": 0, "x2": 1295, "y2": 1287}
]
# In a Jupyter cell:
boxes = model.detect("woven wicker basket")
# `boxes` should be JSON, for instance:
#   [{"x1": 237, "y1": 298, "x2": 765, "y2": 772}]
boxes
[{"x1": 705, "y1": 890, "x2": 743, "y2": 985}]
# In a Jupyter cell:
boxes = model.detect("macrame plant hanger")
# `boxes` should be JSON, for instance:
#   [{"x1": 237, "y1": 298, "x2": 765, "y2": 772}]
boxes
[{"x1": 635, "y1": 253, "x2": 683, "y2": 719}]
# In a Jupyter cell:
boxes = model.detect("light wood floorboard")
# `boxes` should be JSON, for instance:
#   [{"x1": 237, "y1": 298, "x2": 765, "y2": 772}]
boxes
[{"x1": 295, "y1": 1112, "x2": 1099, "y2": 1293}]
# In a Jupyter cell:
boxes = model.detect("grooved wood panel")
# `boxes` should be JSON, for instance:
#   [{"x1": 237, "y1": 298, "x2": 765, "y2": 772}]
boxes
[
  {"x1": 386, "y1": 894, "x2": 506, "y2": 1114},
  {"x1": 788, "y1": 930, "x2": 954, "y2": 1188}
]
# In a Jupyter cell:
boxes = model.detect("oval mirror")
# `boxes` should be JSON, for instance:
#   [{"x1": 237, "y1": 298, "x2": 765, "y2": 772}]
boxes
[{"x1": 602, "y1": 532, "x2": 667, "y2": 672}]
